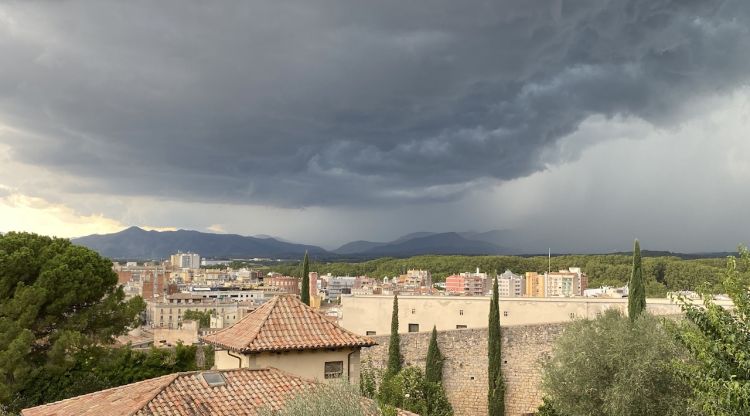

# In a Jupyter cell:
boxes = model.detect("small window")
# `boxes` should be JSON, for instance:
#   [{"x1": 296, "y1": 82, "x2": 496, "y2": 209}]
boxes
[
  {"x1": 324, "y1": 361, "x2": 344, "y2": 379},
  {"x1": 569, "y1": 313, "x2": 576, "y2": 319},
  {"x1": 408, "y1": 324, "x2": 419, "y2": 333},
  {"x1": 411, "y1": 308, "x2": 415, "y2": 314},
  {"x1": 459, "y1": 309, "x2": 464, "y2": 316},
  {"x1": 456, "y1": 325, "x2": 467, "y2": 329},
  {"x1": 503, "y1": 311, "x2": 509, "y2": 317},
  {"x1": 366, "y1": 331, "x2": 376, "y2": 336}
]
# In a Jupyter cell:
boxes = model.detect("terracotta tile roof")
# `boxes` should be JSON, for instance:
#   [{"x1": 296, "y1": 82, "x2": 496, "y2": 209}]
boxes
[
  {"x1": 201, "y1": 294, "x2": 376, "y2": 353},
  {"x1": 21, "y1": 368, "x2": 419, "y2": 416}
]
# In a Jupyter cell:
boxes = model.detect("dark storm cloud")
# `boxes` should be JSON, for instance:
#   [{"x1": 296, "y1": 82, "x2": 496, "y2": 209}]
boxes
[{"x1": 0, "y1": 0, "x2": 748, "y2": 206}]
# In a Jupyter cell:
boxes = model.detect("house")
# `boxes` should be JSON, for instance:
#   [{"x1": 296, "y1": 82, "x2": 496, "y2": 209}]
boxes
[
  {"x1": 21, "y1": 367, "x2": 417, "y2": 416},
  {"x1": 202, "y1": 294, "x2": 376, "y2": 384}
]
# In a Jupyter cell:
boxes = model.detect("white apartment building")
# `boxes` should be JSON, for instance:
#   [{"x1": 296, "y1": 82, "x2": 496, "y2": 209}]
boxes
[
  {"x1": 170, "y1": 252, "x2": 201, "y2": 269},
  {"x1": 497, "y1": 269, "x2": 525, "y2": 297}
]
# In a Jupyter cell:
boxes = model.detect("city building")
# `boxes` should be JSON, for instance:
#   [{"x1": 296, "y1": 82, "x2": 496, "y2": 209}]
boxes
[
  {"x1": 544, "y1": 267, "x2": 588, "y2": 297},
  {"x1": 186, "y1": 286, "x2": 269, "y2": 303},
  {"x1": 524, "y1": 272, "x2": 545, "y2": 297},
  {"x1": 170, "y1": 252, "x2": 201, "y2": 269},
  {"x1": 145, "y1": 294, "x2": 257, "y2": 329},
  {"x1": 324, "y1": 275, "x2": 357, "y2": 300},
  {"x1": 203, "y1": 294, "x2": 376, "y2": 383},
  {"x1": 497, "y1": 269, "x2": 525, "y2": 297},
  {"x1": 265, "y1": 275, "x2": 300, "y2": 295},
  {"x1": 445, "y1": 268, "x2": 488, "y2": 296},
  {"x1": 21, "y1": 367, "x2": 418, "y2": 416}
]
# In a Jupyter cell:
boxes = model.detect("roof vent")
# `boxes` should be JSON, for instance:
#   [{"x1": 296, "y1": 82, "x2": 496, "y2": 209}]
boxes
[{"x1": 201, "y1": 371, "x2": 226, "y2": 387}]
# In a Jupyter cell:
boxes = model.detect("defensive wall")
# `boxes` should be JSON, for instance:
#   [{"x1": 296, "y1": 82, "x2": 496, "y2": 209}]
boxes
[
  {"x1": 362, "y1": 323, "x2": 567, "y2": 416},
  {"x1": 340, "y1": 295, "x2": 730, "y2": 335}
]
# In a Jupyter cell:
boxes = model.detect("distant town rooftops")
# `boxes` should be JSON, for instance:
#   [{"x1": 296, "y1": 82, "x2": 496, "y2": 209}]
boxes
[{"x1": 202, "y1": 294, "x2": 376, "y2": 353}]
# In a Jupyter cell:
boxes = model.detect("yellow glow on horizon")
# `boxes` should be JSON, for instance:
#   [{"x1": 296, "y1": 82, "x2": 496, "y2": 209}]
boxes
[{"x1": 0, "y1": 189, "x2": 170, "y2": 238}]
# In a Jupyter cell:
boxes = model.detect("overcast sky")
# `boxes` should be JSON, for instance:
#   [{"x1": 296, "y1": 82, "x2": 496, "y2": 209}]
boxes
[{"x1": 1, "y1": 0, "x2": 750, "y2": 252}]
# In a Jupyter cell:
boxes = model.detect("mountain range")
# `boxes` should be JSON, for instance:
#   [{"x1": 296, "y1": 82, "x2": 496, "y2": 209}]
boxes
[{"x1": 72, "y1": 227, "x2": 524, "y2": 260}]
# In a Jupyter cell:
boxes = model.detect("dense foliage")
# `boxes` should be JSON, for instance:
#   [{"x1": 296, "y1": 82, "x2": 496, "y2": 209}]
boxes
[
  {"x1": 628, "y1": 240, "x2": 646, "y2": 320},
  {"x1": 276, "y1": 253, "x2": 729, "y2": 294},
  {"x1": 0, "y1": 233, "x2": 216, "y2": 412},
  {"x1": 0, "y1": 232, "x2": 145, "y2": 409},
  {"x1": 7, "y1": 343, "x2": 213, "y2": 411},
  {"x1": 301, "y1": 251, "x2": 310, "y2": 305},
  {"x1": 181, "y1": 309, "x2": 212, "y2": 328},
  {"x1": 674, "y1": 246, "x2": 750, "y2": 415},
  {"x1": 488, "y1": 276, "x2": 504, "y2": 415},
  {"x1": 378, "y1": 367, "x2": 453, "y2": 416},
  {"x1": 261, "y1": 381, "x2": 382, "y2": 416},
  {"x1": 360, "y1": 357, "x2": 379, "y2": 399},
  {"x1": 541, "y1": 310, "x2": 695, "y2": 416}
]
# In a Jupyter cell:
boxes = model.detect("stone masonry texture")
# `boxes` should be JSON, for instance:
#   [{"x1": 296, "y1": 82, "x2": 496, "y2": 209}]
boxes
[{"x1": 362, "y1": 323, "x2": 568, "y2": 416}]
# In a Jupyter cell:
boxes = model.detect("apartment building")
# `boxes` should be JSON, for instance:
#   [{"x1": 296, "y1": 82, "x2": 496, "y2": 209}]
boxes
[
  {"x1": 445, "y1": 268, "x2": 488, "y2": 296},
  {"x1": 497, "y1": 269, "x2": 525, "y2": 297}
]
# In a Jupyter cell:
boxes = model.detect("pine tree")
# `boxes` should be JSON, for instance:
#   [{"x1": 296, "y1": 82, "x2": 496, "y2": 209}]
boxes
[
  {"x1": 488, "y1": 274, "x2": 504, "y2": 415},
  {"x1": 387, "y1": 294, "x2": 401, "y2": 376},
  {"x1": 628, "y1": 239, "x2": 646, "y2": 321},
  {"x1": 300, "y1": 251, "x2": 310, "y2": 305},
  {"x1": 425, "y1": 326, "x2": 443, "y2": 384}
]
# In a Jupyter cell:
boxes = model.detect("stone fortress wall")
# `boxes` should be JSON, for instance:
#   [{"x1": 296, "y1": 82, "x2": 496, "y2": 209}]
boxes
[{"x1": 362, "y1": 323, "x2": 567, "y2": 416}]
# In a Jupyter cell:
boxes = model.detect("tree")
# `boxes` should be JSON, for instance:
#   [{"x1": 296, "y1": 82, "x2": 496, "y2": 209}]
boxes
[
  {"x1": 377, "y1": 367, "x2": 452, "y2": 416},
  {"x1": 488, "y1": 274, "x2": 504, "y2": 415},
  {"x1": 359, "y1": 357, "x2": 378, "y2": 399},
  {"x1": 541, "y1": 309, "x2": 694, "y2": 416},
  {"x1": 0, "y1": 232, "x2": 145, "y2": 408},
  {"x1": 386, "y1": 294, "x2": 401, "y2": 376},
  {"x1": 628, "y1": 239, "x2": 646, "y2": 320},
  {"x1": 424, "y1": 326, "x2": 453, "y2": 416},
  {"x1": 300, "y1": 251, "x2": 310, "y2": 305},
  {"x1": 674, "y1": 245, "x2": 750, "y2": 416},
  {"x1": 259, "y1": 380, "x2": 382, "y2": 416},
  {"x1": 182, "y1": 310, "x2": 212, "y2": 328},
  {"x1": 425, "y1": 326, "x2": 443, "y2": 384}
]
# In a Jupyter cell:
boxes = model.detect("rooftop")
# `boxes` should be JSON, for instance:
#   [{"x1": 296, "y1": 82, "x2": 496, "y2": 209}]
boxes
[
  {"x1": 202, "y1": 294, "x2": 376, "y2": 353},
  {"x1": 22, "y1": 368, "x2": 416, "y2": 416}
]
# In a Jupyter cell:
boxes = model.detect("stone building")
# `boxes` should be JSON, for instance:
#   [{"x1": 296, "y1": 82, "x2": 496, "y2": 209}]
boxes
[{"x1": 203, "y1": 294, "x2": 376, "y2": 384}]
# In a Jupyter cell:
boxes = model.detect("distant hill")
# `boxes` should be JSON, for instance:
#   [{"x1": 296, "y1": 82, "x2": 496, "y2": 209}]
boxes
[
  {"x1": 72, "y1": 227, "x2": 329, "y2": 260},
  {"x1": 337, "y1": 232, "x2": 506, "y2": 257}
]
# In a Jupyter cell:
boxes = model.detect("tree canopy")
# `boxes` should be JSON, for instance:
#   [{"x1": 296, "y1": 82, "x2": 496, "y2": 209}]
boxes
[
  {"x1": 628, "y1": 239, "x2": 646, "y2": 320},
  {"x1": 541, "y1": 310, "x2": 694, "y2": 416},
  {"x1": 674, "y1": 246, "x2": 750, "y2": 415},
  {"x1": 0, "y1": 232, "x2": 145, "y2": 408}
]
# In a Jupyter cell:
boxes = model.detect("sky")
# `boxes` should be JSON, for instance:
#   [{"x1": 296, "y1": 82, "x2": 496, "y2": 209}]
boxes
[{"x1": 1, "y1": 0, "x2": 750, "y2": 252}]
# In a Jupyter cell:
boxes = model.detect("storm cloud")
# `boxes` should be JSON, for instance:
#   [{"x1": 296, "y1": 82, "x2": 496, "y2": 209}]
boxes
[{"x1": 1, "y1": 0, "x2": 749, "y2": 208}]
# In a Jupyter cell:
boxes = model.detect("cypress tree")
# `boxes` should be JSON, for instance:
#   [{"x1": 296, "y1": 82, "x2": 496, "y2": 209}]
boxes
[
  {"x1": 488, "y1": 274, "x2": 504, "y2": 415},
  {"x1": 300, "y1": 251, "x2": 310, "y2": 305},
  {"x1": 628, "y1": 239, "x2": 646, "y2": 321},
  {"x1": 387, "y1": 293, "x2": 401, "y2": 376},
  {"x1": 425, "y1": 325, "x2": 443, "y2": 384}
]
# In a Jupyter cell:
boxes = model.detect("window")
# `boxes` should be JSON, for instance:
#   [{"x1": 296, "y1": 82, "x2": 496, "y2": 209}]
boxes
[
  {"x1": 456, "y1": 325, "x2": 467, "y2": 329},
  {"x1": 366, "y1": 331, "x2": 376, "y2": 336},
  {"x1": 569, "y1": 313, "x2": 576, "y2": 319},
  {"x1": 324, "y1": 361, "x2": 344, "y2": 379},
  {"x1": 411, "y1": 308, "x2": 415, "y2": 314},
  {"x1": 503, "y1": 311, "x2": 509, "y2": 317},
  {"x1": 408, "y1": 323, "x2": 419, "y2": 333}
]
